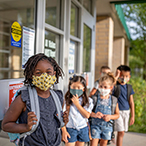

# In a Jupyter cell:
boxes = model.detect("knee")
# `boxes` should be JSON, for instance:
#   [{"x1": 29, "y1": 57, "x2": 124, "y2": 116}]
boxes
[{"x1": 118, "y1": 131, "x2": 125, "y2": 137}]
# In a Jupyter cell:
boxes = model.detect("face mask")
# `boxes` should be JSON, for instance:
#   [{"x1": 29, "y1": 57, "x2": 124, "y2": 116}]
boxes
[
  {"x1": 32, "y1": 73, "x2": 56, "y2": 91},
  {"x1": 118, "y1": 77, "x2": 129, "y2": 84},
  {"x1": 98, "y1": 88, "x2": 111, "y2": 97},
  {"x1": 70, "y1": 89, "x2": 83, "y2": 97}
]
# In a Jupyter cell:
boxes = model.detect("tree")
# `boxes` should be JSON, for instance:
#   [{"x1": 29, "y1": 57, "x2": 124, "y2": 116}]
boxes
[{"x1": 122, "y1": 3, "x2": 146, "y2": 79}]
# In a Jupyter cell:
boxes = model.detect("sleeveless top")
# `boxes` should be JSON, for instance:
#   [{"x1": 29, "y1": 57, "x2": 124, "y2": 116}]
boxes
[{"x1": 19, "y1": 89, "x2": 63, "y2": 146}]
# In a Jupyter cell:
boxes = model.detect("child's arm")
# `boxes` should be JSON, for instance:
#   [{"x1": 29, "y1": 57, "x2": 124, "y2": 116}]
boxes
[
  {"x1": 103, "y1": 103, "x2": 119, "y2": 121},
  {"x1": 129, "y1": 94, "x2": 135, "y2": 126},
  {"x1": 2, "y1": 95, "x2": 37, "y2": 133},
  {"x1": 71, "y1": 95, "x2": 90, "y2": 118},
  {"x1": 90, "y1": 111, "x2": 104, "y2": 119},
  {"x1": 61, "y1": 126, "x2": 70, "y2": 143},
  {"x1": 89, "y1": 88, "x2": 97, "y2": 97},
  {"x1": 115, "y1": 69, "x2": 121, "y2": 80}
]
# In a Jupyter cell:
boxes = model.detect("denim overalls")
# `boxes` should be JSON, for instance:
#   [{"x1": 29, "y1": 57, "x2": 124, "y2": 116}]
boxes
[{"x1": 91, "y1": 94, "x2": 113, "y2": 140}]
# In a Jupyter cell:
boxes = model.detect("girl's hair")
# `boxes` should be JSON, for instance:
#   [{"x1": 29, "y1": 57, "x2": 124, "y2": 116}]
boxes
[
  {"x1": 65, "y1": 75, "x2": 89, "y2": 107},
  {"x1": 99, "y1": 72, "x2": 116, "y2": 86},
  {"x1": 24, "y1": 53, "x2": 64, "y2": 85}
]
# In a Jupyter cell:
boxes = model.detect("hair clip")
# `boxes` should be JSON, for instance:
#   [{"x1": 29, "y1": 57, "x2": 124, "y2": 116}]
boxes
[
  {"x1": 69, "y1": 77, "x2": 73, "y2": 80},
  {"x1": 73, "y1": 74, "x2": 76, "y2": 77}
]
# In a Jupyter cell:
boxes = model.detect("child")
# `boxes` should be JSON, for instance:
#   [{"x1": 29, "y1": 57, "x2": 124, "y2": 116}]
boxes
[
  {"x1": 2, "y1": 53, "x2": 69, "y2": 146},
  {"x1": 62, "y1": 75, "x2": 93, "y2": 146},
  {"x1": 90, "y1": 73, "x2": 119, "y2": 146},
  {"x1": 114, "y1": 65, "x2": 135, "y2": 146},
  {"x1": 89, "y1": 66, "x2": 111, "y2": 97}
]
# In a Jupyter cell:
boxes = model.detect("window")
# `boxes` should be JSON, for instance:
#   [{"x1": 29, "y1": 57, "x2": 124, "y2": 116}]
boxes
[
  {"x1": 69, "y1": 40, "x2": 78, "y2": 74},
  {"x1": 45, "y1": 0, "x2": 62, "y2": 29},
  {"x1": 70, "y1": 2, "x2": 79, "y2": 37},
  {"x1": 83, "y1": 24, "x2": 91, "y2": 72},
  {"x1": 0, "y1": 0, "x2": 35, "y2": 79},
  {"x1": 44, "y1": 30, "x2": 60, "y2": 63},
  {"x1": 83, "y1": 0, "x2": 92, "y2": 14}
]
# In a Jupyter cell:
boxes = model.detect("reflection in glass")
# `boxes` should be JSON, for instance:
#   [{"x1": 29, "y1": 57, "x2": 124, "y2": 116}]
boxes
[
  {"x1": 69, "y1": 40, "x2": 78, "y2": 74},
  {"x1": 0, "y1": 0, "x2": 35, "y2": 79},
  {"x1": 83, "y1": 24, "x2": 91, "y2": 72},
  {"x1": 83, "y1": 0, "x2": 92, "y2": 14},
  {"x1": 45, "y1": 30, "x2": 60, "y2": 62},
  {"x1": 70, "y1": 3, "x2": 79, "y2": 37},
  {"x1": 45, "y1": 0, "x2": 61, "y2": 29}
]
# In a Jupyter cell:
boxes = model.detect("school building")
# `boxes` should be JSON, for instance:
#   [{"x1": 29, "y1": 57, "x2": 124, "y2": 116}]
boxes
[{"x1": 0, "y1": 0, "x2": 140, "y2": 121}]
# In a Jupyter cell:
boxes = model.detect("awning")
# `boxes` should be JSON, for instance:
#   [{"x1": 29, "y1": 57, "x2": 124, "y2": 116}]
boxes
[{"x1": 115, "y1": 4, "x2": 131, "y2": 40}]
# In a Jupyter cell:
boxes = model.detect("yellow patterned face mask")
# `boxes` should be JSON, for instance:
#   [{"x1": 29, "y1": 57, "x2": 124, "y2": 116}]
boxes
[{"x1": 32, "y1": 73, "x2": 57, "y2": 91}]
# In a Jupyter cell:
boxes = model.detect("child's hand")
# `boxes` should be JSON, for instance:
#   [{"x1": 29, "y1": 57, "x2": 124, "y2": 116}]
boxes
[
  {"x1": 102, "y1": 114, "x2": 111, "y2": 122},
  {"x1": 61, "y1": 126, "x2": 71, "y2": 143},
  {"x1": 63, "y1": 111, "x2": 69, "y2": 125},
  {"x1": 115, "y1": 69, "x2": 121, "y2": 80},
  {"x1": 94, "y1": 112, "x2": 104, "y2": 119},
  {"x1": 71, "y1": 94, "x2": 79, "y2": 106},
  {"x1": 26, "y1": 112, "x2": 38, "y2": 131},
  {"x1": 129, "y1": 116, "x2": 135, "y2": 126}
]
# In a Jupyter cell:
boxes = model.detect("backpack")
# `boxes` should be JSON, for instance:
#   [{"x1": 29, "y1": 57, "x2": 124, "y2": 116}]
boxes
[
  {"x1": 113, "y1": 83, "x2": 132, "y2": 101},
  {"x1": 8, "y1": 85, "x2": 64, "y2": 146}
]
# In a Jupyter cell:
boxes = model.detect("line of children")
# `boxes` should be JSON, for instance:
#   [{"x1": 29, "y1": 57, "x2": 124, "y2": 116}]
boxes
[{"x1": 1, "y1": 53, "x2": 134, "y2": 146}]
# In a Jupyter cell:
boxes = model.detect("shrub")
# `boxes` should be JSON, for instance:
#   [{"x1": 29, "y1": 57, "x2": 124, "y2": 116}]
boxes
[{"x1": 128, "y1": 77, "x2": 146, "y2": 133}]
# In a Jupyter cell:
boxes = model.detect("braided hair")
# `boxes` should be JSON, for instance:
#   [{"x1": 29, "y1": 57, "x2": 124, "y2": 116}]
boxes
[{"x1": 23, "y1": 53, "x2": 64, "y2": 85}]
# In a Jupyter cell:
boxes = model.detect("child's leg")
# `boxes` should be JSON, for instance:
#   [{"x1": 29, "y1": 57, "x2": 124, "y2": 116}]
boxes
[
  {"x1": 75, "y1": 141, "x2": 85, "y2": 146},
  {"x1": 87, "y1": 122, "x2": 92, "y2": 140},
  {"x1": 90, "y1": 138, "x2": 99, "y2": 146},
  {"x1": 116, "y1": 131, "x2": 124, "y2": 146},
  {"x1": 65, "y1": 142, "x2": 76, "y2": 146},
  {"x1": 100, "y1": 139, "x2": 108, "y2": 146}
]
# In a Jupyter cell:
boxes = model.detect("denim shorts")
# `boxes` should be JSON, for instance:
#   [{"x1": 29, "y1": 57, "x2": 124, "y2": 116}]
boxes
[
  {"x1": 67, "y1": 126, "x2": 89, "y2": 142},
  {"x1": 91, "y1": 122, "x2": 113, "y2": 140}
]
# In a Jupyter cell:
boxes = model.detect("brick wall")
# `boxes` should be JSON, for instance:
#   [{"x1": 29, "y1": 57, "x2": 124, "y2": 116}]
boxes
[
  {"x1": 95, "y1": 16, "x2": 114, "y2": 80},
  {"x1": 112, "y1": 37, "x2": 125, "y2": 73}
]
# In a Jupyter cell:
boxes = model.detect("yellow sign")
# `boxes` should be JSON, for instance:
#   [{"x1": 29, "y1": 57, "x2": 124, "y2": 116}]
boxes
[{"x1": 11, "y1": 21, "x2": 22, "y2": 42}]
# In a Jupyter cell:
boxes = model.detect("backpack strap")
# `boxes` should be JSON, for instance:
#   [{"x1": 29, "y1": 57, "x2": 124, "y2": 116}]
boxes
[
  {"x1": 113, "y1": 84, "x2": 120, "y2": 98},
  {"x1": 91, "y1": 94, "x2": 98, "y2": 112},
  {"x1": 11, "y1": 85, "x2": 39, "y2": 146},
  {"x1": 50, "y1": 90, "x2": 64, "y2": 128},
  {"x1": 127, "y1": 84, "x2": 132, "y2": 102},
  {"x1": 19, "y1": 86, "x2": 40, "y2": 139},
  {"x1": 111, "y1": 95, "x2": 118, "y2": 115}
]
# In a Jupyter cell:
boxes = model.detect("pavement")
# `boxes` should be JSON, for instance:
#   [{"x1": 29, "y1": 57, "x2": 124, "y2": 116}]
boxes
[{"x1": 0, "y1": 130, "x2": 146, "y2": 146}]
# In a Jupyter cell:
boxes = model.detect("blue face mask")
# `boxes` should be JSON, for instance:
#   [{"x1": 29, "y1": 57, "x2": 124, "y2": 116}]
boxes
[{"x1": 70, "y1": 89, "x2": 83, "y2": 97}]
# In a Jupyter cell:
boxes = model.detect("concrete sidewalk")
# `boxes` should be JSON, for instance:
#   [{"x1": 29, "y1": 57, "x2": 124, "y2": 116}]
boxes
[{"x1": 0, "y1": 130, "x2": 146, "y2": 146}]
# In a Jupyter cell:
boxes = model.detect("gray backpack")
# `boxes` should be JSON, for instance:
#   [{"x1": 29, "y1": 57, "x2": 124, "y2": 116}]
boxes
[{"x1": 8, "y1": 85, "x2": 64, "y2": 146}]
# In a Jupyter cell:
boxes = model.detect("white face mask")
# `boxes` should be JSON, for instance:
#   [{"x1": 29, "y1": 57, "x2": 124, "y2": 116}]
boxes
[{"x1": 98, "y1": 88, "x2": 111, "y2": 97}]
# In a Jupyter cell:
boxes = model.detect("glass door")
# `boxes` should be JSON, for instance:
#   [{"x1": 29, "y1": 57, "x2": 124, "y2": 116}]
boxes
[{"x1": 82, "y1": 0, "x2": 96, "y2": 90}]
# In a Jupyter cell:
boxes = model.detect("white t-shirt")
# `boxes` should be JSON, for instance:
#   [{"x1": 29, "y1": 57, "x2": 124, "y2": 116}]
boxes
[{"x1": 63, "y1": 97, "x2": 93, "y2": 130}]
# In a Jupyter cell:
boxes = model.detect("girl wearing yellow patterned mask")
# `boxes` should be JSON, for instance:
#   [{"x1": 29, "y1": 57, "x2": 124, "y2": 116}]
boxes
[{"x1": 2, "y1": 53, "x2": 69, "y2": 146}]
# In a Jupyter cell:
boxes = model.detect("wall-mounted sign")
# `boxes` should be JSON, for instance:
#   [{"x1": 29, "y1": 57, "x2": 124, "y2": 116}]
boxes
[
  {"x1": 69, "y1": 41, "x2": 75, "y2": 74},
  {"x1": 11, "y1": 21, "x2": 22, "y2": 48},
  {"x1": 9, "y1": 81, "x2": 23, "y2": 106},
  {"x1": 22, "y1": 26, "x2": 35, "y2": 68}
]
